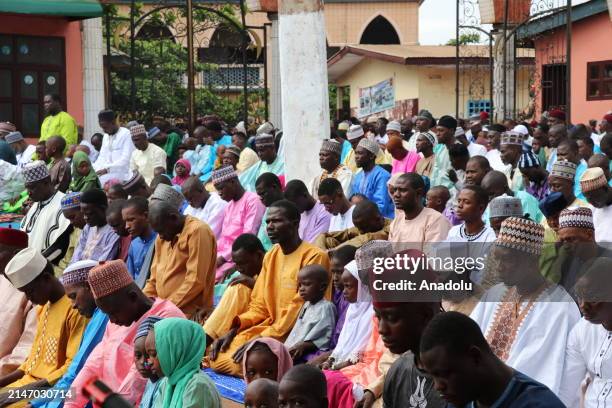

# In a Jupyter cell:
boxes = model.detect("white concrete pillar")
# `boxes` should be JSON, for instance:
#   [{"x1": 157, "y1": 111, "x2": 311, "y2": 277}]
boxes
[
  {"x1": 279, "y1": 0, "x2": 329, "y2": 183},
  {"x1": 81, "y1": 18, "x2": 105, "y2": 139},
  {"x1": 268, "y1": 13, "x2": 282, "y2": 129},
  {"x1": 492, "y1": 29, "x2": 515, "y2": 122}
]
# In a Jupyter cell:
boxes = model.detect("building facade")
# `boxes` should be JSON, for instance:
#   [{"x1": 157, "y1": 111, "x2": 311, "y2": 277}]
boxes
[{"x1": 0, "y1": 1, "x2": 104, "y2": 138}]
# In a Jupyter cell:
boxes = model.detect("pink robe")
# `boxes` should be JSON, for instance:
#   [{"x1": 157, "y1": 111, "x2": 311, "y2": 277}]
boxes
[
  {"x1": 325, "y1": 316, "x2": 390, "y2": 408},
  {"x1": 0, "y1": 276, "x2": 37, "y2": 376},
  {"x1": 215, "y1": 191, "x2": 266, "y2": 281},
  {"x1": 65, "y1": 298, "x2": 185, "y2": 408},
  {"x1": 391, "y1": 151, "x2": 421, "y2": 174}
]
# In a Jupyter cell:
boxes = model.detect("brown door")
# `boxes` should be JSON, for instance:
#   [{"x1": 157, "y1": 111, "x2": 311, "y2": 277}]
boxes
[{"x1": 0, "y1": 34, "x2": 65, "y2": 137}]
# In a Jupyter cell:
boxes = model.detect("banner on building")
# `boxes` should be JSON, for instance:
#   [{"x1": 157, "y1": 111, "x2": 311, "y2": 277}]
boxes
[{"x1": 358, "y1": 78, "x2": 395, "y2": 118}]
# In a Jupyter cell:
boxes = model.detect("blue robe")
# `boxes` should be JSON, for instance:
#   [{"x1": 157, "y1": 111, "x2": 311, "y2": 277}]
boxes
[
  {"x1": 199, "y1": 134, "x2": 232, "y2": 183},
  {"x1": 350, "y1": 165, "x2": 394, "y2": 219},
  {"x1": 127, "y1": 231, "x2": 158, "y2": 288},
  {"x1": 238, "y1": 157, "x2": 284, "y2": 192}
]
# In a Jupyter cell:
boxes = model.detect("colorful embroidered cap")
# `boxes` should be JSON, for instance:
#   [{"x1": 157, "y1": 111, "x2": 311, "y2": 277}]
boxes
[
  {"x1": 22, "y1": 160, "x2": 50, "y2": 183},
  {"x1": 580, "y1": 167, "x2": 608, "y2": 193},
  {"x1": 495, "y1": 217, "x2": 544, "y2": 255},
  {"x1": 88, "y1": 260, "x2": 134, "y2": 299},
  {"x1": 61, "y1": 192, "x2": 83, "y2": 211},
  {"x1": 559, "y1": 207, "x2": 594, "y2": 231},
  {"x1": 61, "y1": 259, "x2": 98, "y2": 286}
]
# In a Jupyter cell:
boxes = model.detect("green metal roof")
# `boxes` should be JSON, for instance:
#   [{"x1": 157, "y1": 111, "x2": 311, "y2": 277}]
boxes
[
  {"x1": 0, "y1": 0, "x2": 103, "y2": 18},
  {"x1": 517, "y1": 0, "x2": 609, "y2": 39}
]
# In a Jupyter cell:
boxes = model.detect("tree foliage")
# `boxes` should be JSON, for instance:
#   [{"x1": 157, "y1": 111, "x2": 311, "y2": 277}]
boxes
[
  {"x1": 103, "y1": 3, "x2": 264, "y2": 125},
  {"x1": 446, "y1": 33, "x2": 481, "y2": 46}
]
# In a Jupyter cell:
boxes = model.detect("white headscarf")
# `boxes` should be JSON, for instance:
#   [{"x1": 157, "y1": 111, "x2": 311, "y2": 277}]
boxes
[{"x1": 331, "y1": 260, "x2": 374, "y2": 365}]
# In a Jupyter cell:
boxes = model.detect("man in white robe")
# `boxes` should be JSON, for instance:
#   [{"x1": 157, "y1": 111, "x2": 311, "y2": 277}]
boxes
[
  {"x1": 559, "y1": 258, "x2": 612, "y2": 407},
  {"x1": 580, "y1": 167, "x2": 612, "y2": 242},
  {"x1": 470, "y1": 217, "x2": 580, "y2": 394},
  {"x1": 309, "y1": 139, "x2": 353, "y2": 200},
  {"x1": 93, "y1": 109, "x2": 134, "y2": 185},
  {"x1": 20, "y1": 161, "x2": 71, "y2": 259}
]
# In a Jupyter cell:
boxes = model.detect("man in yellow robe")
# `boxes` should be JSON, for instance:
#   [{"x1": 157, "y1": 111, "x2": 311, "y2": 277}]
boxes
[
  {"x1": 0, "y1": 247, "x2": 88, "y2": 407},
  {"x1": 208, "y1": 200, "x2": 330, "y2": 376},
  {"x1": 144, "y1": 185, "x2": 217, "y2": 320},
  {"x1": 203, "y1": 233, "x2": 265, "y2": 341}
]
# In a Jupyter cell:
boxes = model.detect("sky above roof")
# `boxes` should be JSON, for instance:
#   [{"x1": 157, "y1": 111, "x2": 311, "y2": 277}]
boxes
[{"x1": 419, "y1": 0, "x2": 591, "y2": 45}]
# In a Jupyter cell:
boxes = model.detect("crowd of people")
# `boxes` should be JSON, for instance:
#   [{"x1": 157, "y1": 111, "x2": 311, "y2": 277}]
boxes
[{"x1": 0, "y1": 96, "x2": 612, "y2": 408}]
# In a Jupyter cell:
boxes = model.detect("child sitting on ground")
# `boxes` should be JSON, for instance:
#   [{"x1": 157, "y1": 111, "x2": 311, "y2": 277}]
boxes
[
  {"x1": 135, "y1": 316, "x2": 162, "y2": 408},
  {"x1": 242, "y1": 337, "x2": 293, "y2": 384},
  {"x1": 171, "y1": 159, "x2": 191, "y2": 187},
  {"x1": 308, "y1": 245, "x2": 356, "y2": 366},
  {"x1": 284, "y1": 265, "x2": 336, "y2": 363},
  {"x1": 279, "y1": 365, "x2": 328, "y2": 408},
  {"x1": 244, "y1": 378, "x2": 279, "y2": 408}
]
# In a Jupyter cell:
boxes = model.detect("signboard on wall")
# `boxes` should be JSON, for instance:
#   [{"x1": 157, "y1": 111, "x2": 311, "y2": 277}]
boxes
[{"x1": 358, "y1": 78, "x2": 395, "y2": 118}]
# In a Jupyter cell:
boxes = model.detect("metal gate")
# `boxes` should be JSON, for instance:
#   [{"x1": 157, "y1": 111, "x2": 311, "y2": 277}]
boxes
[
  {"x1": 103, "y1": 0, "x2": 267, "y2": 129},
  {"x1": 455, "y1": 0, "x2": 572, "y2": 122}
]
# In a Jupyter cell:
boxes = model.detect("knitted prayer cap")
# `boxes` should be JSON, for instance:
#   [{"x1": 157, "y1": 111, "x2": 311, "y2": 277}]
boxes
[
  {"x1": 549, "y1": 109, "x2": 566, "y2": 120},
  {"x1": 147, "y1": 127, "x2": 161, "y2": 140},
  {"x1": 550, "y1": 160, "x2": 577, "y2": 181},
  {"x1": 5, "y1": 131, "x2": 24, "y2": 144},
  {"x1": 135, "y1": 316, "x2": 163, "y2": 341},
  {"x1": 518, "y1": 150, "x2": 540, "y2": 169},
  {"x1": 234, "y1": 121, "x2": 247, "y2": 136},
  {"x1": 347, "y1": 125, "x2": 364, "y2": 141},
  {"x1": 559, "y1": 207, "x2": 594, "y2": 231},
  {"x1": 538, "y1": 192, "x2": 567, "y2": 217},
  {"x1": 22, "y1": 160, "x2": 49, "y2": 183},
  {"x1": 0, "y1": 227, "x2": 28, "y2": 248},
  {"x1": 513, "y1": 125, "x2": 529, "y2": 136},
  {"x1": 130, "y1": 124, "x2": 147, "y2": 138},
  {"x1": 212, "y1": 165, "x2": 238, "y2": 184},
  {"x1": 357, "y1": 138, "x2": 380, "y2": 156},
  {"x1": 320, "y1": 139, "x2": 342, "y2": 156},
  {"x1": 257, "y1": 122, "x2": 275, "y2": 135},
  {"x1": 355, "y1": 240, "x2": 394, "y2": 272},
  {"x1": 0, "y1": 122, "x2": 16, "y2": 133},
  {"x1": 122, "y1": 171, "x2": 145, "y2": 191},
  {"x1": 225, "y1": 145, "x2": 241, "y2": 158},
  {"x1": 338, "y1": 121, "x2": 350, "y2": 131},
  {"x1": 61, "y1": 259, "x2": 98, "y2": 286},
  {"x1": 418, "y1": 130, "x2": 437, "y2": 147},
  {"x1": 88, "y1": 260, "x2": 134, "y2": 299},
  {"x1": 255, "y1": 133, "x2": 275, "y2": 148},
  {"x1": 386, "y1": 120, "x2": 401, "y2": 133},
  {"x1": 580, "y1": 167, "x2": 608, "y2": 193},
  {"x1": 61, "y1": 192, "x2": 83, "y2": 211},
  {"x1": 500, "y1": 131, "x2": 525, "y2": 146},
  {"x1": 489, "y1": 194, "x2": 523, "y2": 218},
  {"x1": 126, "y1": 120, "x2": 140, "y2": 129},
  {"x1": 4, "y1": 247, "x2": 47, "y2": 289},
  {"x1": 495, "y1": 217, "x2": 544, "y2": 255},
  {"x1": 149, "y1": 184, "x2": 185, "y2": 210}
]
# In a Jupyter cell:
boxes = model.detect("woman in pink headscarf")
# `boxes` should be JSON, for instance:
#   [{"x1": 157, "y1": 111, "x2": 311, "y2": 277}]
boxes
[
  {"x1": 242, "y1": 337, "x2": 293, "y2": 384},
  {"x1": 171, "y1": 159, "x2": 191, "y2": 186}
]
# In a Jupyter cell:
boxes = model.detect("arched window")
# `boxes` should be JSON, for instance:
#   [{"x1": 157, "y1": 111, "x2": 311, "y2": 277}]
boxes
[
  {"x1": 135, "y1": 21, "x2": 175, "y2": 42},
  {"x1": 359, "y1": 16, "x2": 400, "y2": 45},
  {"x1": 202, "y1": 23, "x2": 260, "y2": 64}
]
